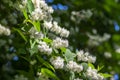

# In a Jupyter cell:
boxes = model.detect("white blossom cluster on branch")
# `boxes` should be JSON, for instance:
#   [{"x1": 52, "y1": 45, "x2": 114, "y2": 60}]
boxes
[
  {"x1": 43, "y1": 21, "x2": 69, "y2": 37},
  {"x1": 85, "y1": 67, "x2": 104, "y2": 80},
  {"x1": 31, "y1": 0, "x2": 53, "y2": 21},
  {"x1": 29, "y1": 27, "x2": 44, "y2": 39},
  {"x1": 77, "y1": 50, "x2": 96, "y2": 63},
  {"x1": 87, "y1": 29, "x2": 111, "y2": 46},
  {"x1": 52, "y1": 37, "x2": 68, "y2": 48},
  {"x1": 18, "y1": 0, "x2": 104, "y2": 80},
  {"x1": 38, "y1": 41, "x2": 52, "y2": 55},
  {"x1": 66, "y1": 61, "x2": 83, "y2": 73},
  {"x1": 50, "y1": 56, "x2": 64, "y2": 69}
]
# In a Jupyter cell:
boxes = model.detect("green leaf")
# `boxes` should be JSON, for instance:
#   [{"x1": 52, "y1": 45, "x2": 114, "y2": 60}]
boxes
[
  {"x1": 24, "y1": 20, "x2": 41, "y2": 32},
  {"x1": 60, "y1": 47, "x2": 66, "y2": 53},
  {"x1": 97, "y1": 65, "x2": 104, "y2": 72},
  {"x1": 100, "y1": 73, "x2": 112, "y2": 78},
  {"x1": 33, "y1": 21, "x2": 40, "y2": 32},
  {"x1": 53, "y1": 48, "x2": 59, "y2": 53},
  {"x1": 30, "y1": 39, "x2": 37, "y2": 49},
  {"x1": 64, "y1": 49, "x2": 76, "y2": 62},
  {"x1": 88, "y1": 63, "x2": 95, "y2": 69},
  {"x1": 41, "y1": 68, "x2": 59, "y2": 80},
  {"x1": 27, "y1": 0, "x2": 34, "y2": 14},
  {"x1": 29, "y1": 45, "x2": 38, "y2": 56},
  {"x1": 22, "y1": 9, "x2": 28, "y2": 19},
  {"x1": 13, "y1": 28, "x2": 27, "y2": 42},
  {"x1": 81, "y1": 63, "x2": 88, "y2": 71},
  {"x1": 36, "y1": 55, "x2": 55, "y2": 72},
  {"x1": 43, "y1": 38, "x2": 52, "y2": 43},
  {"x1": 69, "y1": 71, "x2": 75, "y2": 80}
]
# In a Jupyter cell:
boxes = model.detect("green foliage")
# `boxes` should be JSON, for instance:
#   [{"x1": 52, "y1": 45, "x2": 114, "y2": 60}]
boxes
[
  {"x1": 64, "y1": 49, "x2": 76, "y2": 62},
  {"x1": 27, "y1": 0, "x2": 34, "y2": 14},
  {"x1": 13, "y1": 28, "x2": 27, "y2": 42},
  {"x1": 41, "y1": 68, "x2": 59, "y2": 80},
  {"x1": 88, "y1": 63, "x2": 95, "y2": 69},
  {"x1": 36, "y1": 55, "x2": 55, "y2": 72},
  {"x1": 22, "y1": 9, "x2": 28, "y2": 19},
  {"x1": 100, "y1": 73, "x2": 112, "y2": 78}
]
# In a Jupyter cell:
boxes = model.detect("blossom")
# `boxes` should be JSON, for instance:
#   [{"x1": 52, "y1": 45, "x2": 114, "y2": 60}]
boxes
[
  {"x1": 77, "y1": 50, "x2": 96, "y2": 63},
  {"x1": 38, "y1": 41, "x2": 52, "y2": 55},
  {"x1": 51, "y1": 21, "x2": 69, "y2": 37},
  {"x1": 50, "y1": 56, "x2": 64, "y2": 69},
  {"x1": 31, "y1": 0, "x2": 53, "y2": 21},
  {"x1": 66, "y1": 61, "x2": 83, "y2": 73},
  {"x1": 0, "y1": 24, "x2": 11, "y2": 36},
  {"x1": 104, "y1": 52, "x2": 112, "y2": 58},
  {"x1": 87, "y1": 31, "x2": 111, "y2": 46},
  {"x1": 29, "y1": 27, "x2": 44, "y2": 39},
  {"x1": 52, "y1": 37, "x2": 68, "y2": 48},
  {"x1": 85, "y1": 67, "x2": 103, "y2": 80},
  {"x1": 19, "y1": 0, "x2": 27, "y2": 9},
  {"x1": 74, "y1": 78, "x2": 83, "y2": 80},
  {"x1": 71, "y1": 10, "x2": 93, "y2": 23},
  {"x1": 43, "y1": 21, "x2": 53, "y2": 29}
]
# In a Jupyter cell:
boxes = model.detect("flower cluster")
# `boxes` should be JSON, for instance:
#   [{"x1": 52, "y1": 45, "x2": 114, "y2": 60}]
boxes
[
  {"x1": 0, "y1": 24, "x2": 11, "y2": 36},
  {"x1": 77, "y1": 50, "x2": 96, "y2": 63},
  {"x1": 19, "y1": 0, "x2": 27, "y2": 9},
  {"x1": 74, "y1": 78, "x2": 83, "y2": 80},
  {"x1": 104, "y1": 52, "x2": 112, "y2": 58},
  {"x1": 85, "y1": 67, "x2": 103, "y2": 80},
  {"x1": 31, "y1": 0, "x2": 53, "y2": 21},
  {"x1": 50, "y1": 56, "x2": 64, "y2": 69},
  {"x1": 29, "y1": 27, "x2": 44, "y2": 39},
  {"x1": 66, "y1": 61, "x2": 83, "y2": 73},
  {"x1": 52, "y1": 37, "x2": 68, "y2": 48},
  {"x1": 71, "y1": 9, "x2": 93, "y2": 23},
  {"x1": 43, "y1": 21, "x2": 69, "y2": 37},
  {"x1": 18, "y1": 0, "x2": 105, "y2": 80},
  {"x1": 87, "y1": 29, "x2": 111, "y2": 46},
  {"x1": 38, "y1": 41, "x2": 52, "y2": 55}
]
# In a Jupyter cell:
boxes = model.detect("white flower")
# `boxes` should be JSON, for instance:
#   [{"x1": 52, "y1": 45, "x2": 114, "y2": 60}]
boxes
[
  {"x1": 31, "y1": 0, "x2": 53, "y2": 21},
  {"x1": 31, "y1": 8, "x2": 43, "y2": 20},
  {"x1": 104, "y1": 52, "x2": 112, "y2": 58},
  {"x1": 76, "y1": 50, "x2": 85, "y2": 61},
  {"x1": 50, "y1": 56, "x2": 64, "y2": 69},
  {"x1": 51, "y1": 21, "x2": 60, "y2": 32},
  {"x1": 87, "y1": 32, "x2": 111, "y2": 46},
  {"x1": 0, "y1": 24, "x2": 11, "y2": 36},
  {"x1": 115, "y1": 48, "x2": 120, "y2": 53},
  {"x1": 74, "y1": 78, "x2": 83, "y2": 80},
  {"x1": 32, "y1": 0, "x2": 40, "y2": 8},
  {"x1": 51, "y1": 21, "x2": 69, "y2": 37},
  {"x1": 77, "y1": 50, "x2": 96, "y2": 63},
  {"x1": 29, "y1": 27, "x2": 44, "y2": 39},
  {"x1": 43, "y1": 21, "x2": 53, "y2": 29},
  {"x1": 43, "y1": 21, "x2": 70, "y2": 37},
  {"x1": 88, "y1": 56, "x2": 96, "y2": 63},
  {"x1": 60, "y1": 28, "x2": 70, "y2": 38},
  {"x1": 66, "y1": 61, "x2": 83, "y2": 73},
  {"x1": 52, "y1": 37, "x2": 68, "y2": 48},
  {"x1": 38, "y1": 41, "x2": 52, "y2": 55},
  {"x1": 86, "y1": 67, "x2": 103, "y2": 80}
]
